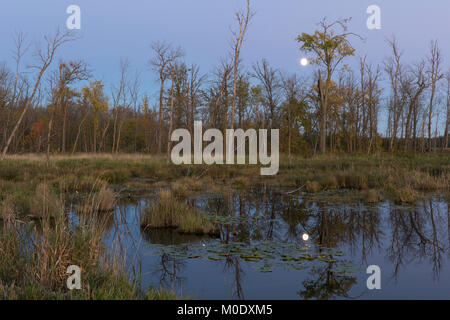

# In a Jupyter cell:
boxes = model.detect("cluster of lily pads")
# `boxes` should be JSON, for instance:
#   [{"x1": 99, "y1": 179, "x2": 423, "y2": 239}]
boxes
[
  {"x1": 205, "y1": 214, "x2": 277, "y2": 226},
  {"x1": 145, "y1": 240, "x2": 358, "y2": 274}
]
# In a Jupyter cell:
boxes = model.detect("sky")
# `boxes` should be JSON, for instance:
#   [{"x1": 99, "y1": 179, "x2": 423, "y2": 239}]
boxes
[{"x1": 0, "y1": 0, "x2": 449, "y2": 132}]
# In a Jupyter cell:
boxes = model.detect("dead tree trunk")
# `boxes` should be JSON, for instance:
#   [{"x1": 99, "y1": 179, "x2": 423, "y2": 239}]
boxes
[{"x1": 1, "y1": 29, "x2": 75, "y2": 159}]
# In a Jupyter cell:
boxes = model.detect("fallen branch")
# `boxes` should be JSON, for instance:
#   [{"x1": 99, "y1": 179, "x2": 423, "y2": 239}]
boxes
[{"x1": 285, "y1": 185, "x2": 305, "y2": 195}]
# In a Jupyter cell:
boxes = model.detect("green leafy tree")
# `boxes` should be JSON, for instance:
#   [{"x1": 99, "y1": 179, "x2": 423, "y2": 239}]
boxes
[{"x1": 296, "y1": 18, "x2": 360, "y2": 154}]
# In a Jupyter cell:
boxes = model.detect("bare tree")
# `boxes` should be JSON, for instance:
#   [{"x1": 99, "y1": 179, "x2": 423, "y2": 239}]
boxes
[
  {"x1": 10, "y1": 32, "x2": 29, "y2": 116},
  {"x1": 149, "y1": 41, "x2": 183, "y2": 154},
  {"x1": 402, "y1": 60, "x2": 429, "y2": 150},
  {"x1": 252, "y1": 59, "x2": 280, "y2": 129},
  {"x1": 0, "y1": 65, "x2": 12, "y2": 148},
  {"x1": 384, "y1": 37, "x2": 405, "y2": 152},
  {"x1": 111, "y1": 59, "x2": 131, "y2": 154},
  {"x1": 56, "y1": 60, "x2": 90, "y2": 153},
  {"x1": 187, "y1": 64, "x2": 206, "y2": 133},
  {"x1": 1, "y1": 28, "x2": 77, "y2": 159},
  {"x1": 281, "y1": 73, "x2": 304, "y2": 165},
  {"x1": 1, "y1": 32, "x2": 29, "y2": 152},
  {"x1": 365, "y1": 61, "x2": 382, "y2": 154},
  {"x1": 444, "y1": 70, "x2": 450, "y2": 150},
  {"x1": 426, "y1": 40, "x2": 444, "y2": 152},
  {"x1": 167, "y1": 61, "x2": 177, "y2": 163},
  {"x1": 71, "y1": 100, "x2": 89, "y2": 155},
  {"x1": 46, "y1": 79, "x2": 56, "y2": 168},
  {"x1": 230, "y1": 0, "x2": 255, "y2": 129},
  {"x1": 213, "y1": 60, "x2": 232, "y2": 131}
]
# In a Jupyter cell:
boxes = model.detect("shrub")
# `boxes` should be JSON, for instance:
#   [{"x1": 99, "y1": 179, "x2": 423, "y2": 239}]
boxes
[
  {"x1": 345, "y1": 173, "x2": 368, "y2": 190},
  {"x1": 306, "y1": 181, "x2": 321, "y2": 193},
  {"x1": 97, "y1": 187, "x2": 116, "y2": 212},
  {"x1": 320, "y1": 175, "x2": 339, "y2": 189},
  {"x1": 365, "y1": 189, "x2": 380, "y2": 203},
  {"x1": 394, "y1": 186, "x2": 418, "y2": 204},
  {"x1": 186, "y1": 177, "x2": 204, "y2": 191},
  {"x1": 29, "y1": 183, "x2": 63, "y2": 219},
  {"x1": 171, "y1": 181, "x2": 188, "y2": 198},
  {"x1": 141, "y1": 190, "x2": 218, "y2": 236}
]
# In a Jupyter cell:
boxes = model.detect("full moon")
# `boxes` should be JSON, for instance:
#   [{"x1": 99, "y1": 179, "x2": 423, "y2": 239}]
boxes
[
  {"x1": 300, "y1": 58, "x2": 309, "y2": 66},
  {"x1": 302, "y1": 233, "x2": 309, "y2": 241}
]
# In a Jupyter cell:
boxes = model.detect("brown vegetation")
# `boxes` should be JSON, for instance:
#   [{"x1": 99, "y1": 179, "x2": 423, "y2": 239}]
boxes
[{"x1": 141, "y1": 189, "x2": 219, "y2": 236}]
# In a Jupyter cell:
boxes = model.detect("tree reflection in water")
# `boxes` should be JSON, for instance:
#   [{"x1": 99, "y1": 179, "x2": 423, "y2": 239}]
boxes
[
  {"x1": 388, "y1": 198, "x2": 447, "y2": 280},
  {"x1": 298, "y1": 263, "x2": 357, "y2": 300},
  {"x1": 127, "y1": 188, "x2": 449, "y2": 299}
]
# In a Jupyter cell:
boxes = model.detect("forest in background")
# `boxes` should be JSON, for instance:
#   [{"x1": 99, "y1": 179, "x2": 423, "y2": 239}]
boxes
[{"x1": 0, "y1": 1, "x2": 449, "y2": 160}]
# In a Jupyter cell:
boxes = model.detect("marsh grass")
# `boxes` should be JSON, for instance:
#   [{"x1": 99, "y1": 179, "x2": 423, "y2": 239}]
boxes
[
  {"x1": 96, "y1": 187, "x2": 116, "y2": 212},
  {"x1": 0, "y1": 152, "x2": 447, "y2": 299},
  {"x1": 74, "y1": 178, "x2": 117, "y2": 215},
  {"x1": 306, "y1": 181, "x2": 322, "y2": 193},
  {"x1": 0, "y1": 197, "x2": 133, "y2": 299},
  {"x1": 29, "y1": 183, "x2": 63, "y2": 219},
  {"x1": 393, "y1": 186, "x2": 418, "y2": 204},
  {"x1": 0, "y1": 152, "x2": 448, "y2": 203},
  {"x1": 141, "y1": 189, "x2": 219, "y2": 236},
  {"x1": 57, "y1": 174, "x2": 109, "y2": 194},
  {"x1": 364, "y1": 189, "x2": 381, "y2": 203},
  {"x1": 170, "y1": 176, "x2": 206, "y2": 197},
  {"x1": 0, "y1": 185, "x2": 177, "y2": 300},
  {"x1": 145, "y1": 287, "x2": 180, "y2": 300},
  {"x1": 0, "y1": 195, "x2": 17, "y2": 227}
]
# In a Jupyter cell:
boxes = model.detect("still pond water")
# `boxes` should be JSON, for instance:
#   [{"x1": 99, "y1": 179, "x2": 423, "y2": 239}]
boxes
[{"x1": 78, "y1": 187, "x2": 450, "y2": 300}]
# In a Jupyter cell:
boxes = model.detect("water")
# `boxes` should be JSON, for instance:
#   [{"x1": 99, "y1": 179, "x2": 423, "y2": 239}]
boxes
[{"x1": 82, "y1": 188, "x2": 450, "y2": 300}]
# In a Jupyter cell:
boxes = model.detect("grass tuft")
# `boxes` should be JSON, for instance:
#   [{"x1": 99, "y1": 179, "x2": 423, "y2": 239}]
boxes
[{"x1": 141, "y1": 189, "x2": 219, "y2": 236}]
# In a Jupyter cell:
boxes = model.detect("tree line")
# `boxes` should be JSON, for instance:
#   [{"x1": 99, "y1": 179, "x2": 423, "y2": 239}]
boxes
[{"x1": 0, "y1": 2, "x2": 448, "y2": 160}]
